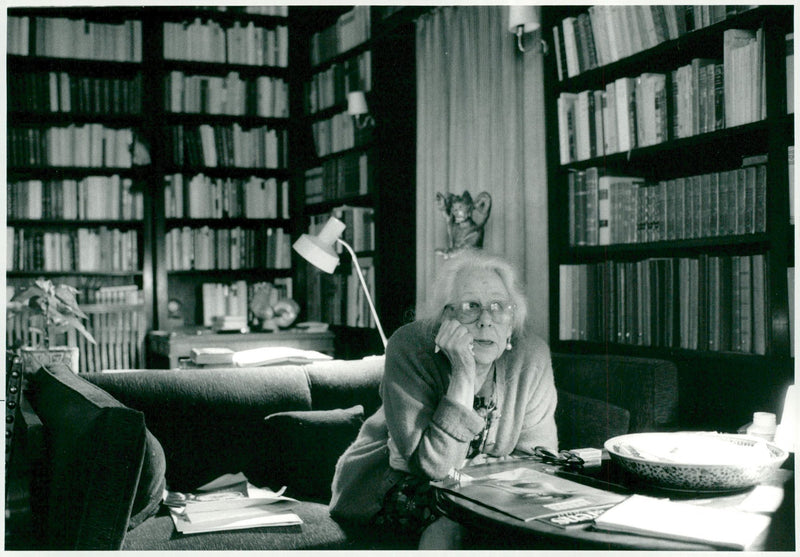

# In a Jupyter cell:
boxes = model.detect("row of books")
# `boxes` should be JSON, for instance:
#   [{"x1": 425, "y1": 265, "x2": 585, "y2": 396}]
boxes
[
  {"x1": 310, "y1": 6, "x2": 371, "y2": 66},
  {"x1": 165, "y1": 71, "x2": 288, "y2": 118},
  {"x1": 305, "y1": 256, "x2": 377, "y2": 329},
  {"x1": 310, "y1": 206, "x2": 375, "y2": 253},
  {"x1": 163, "y1": 20, "x2": 288, "y2": 67},
  {"x1": 557, "y1": 31, "x2": 765, "y2": 164},
  {"x1": 559, "y1": 254, "x2": 767, "y2": 354},
  {"x1": 8, "y1": 16, "x2": 143, "y2": 61},
  {"x1": 164, "y1": 226, "x2": 291, "y2": 271},
  {"x1": 200, "y1": 6, "x2": 288, "y2": 16},
  {"x1": 304, "y1": 151, "x2": 371, "y2": 203},
  {"x1": 568, "y1": 163, "x2": 767, "y2": 247},
  {"x1": 7, "y1": 227, "x2": 139, "y2": 272},
  {"x1": 723, "y1": 27, "x2": 766, "y2": 128},
  {"x1": 305, "y1": 51, "x2": 372, "y2": 114},
  {"x1": 164, "y1": 174, "x2": 289, "y2": 219},
  {"x1": 6, "y1": 278, "x2": 142, "y2": 307},
  {"x1": 92, "y1": 284, "x2": 144, "y2": 305},
  {"x1": 9, "y1": 72, "x2": 142, "y2": 115},
  {"x1": 199, "y1": 278, "x2": 293, "y2": 328},
  {"x1": 167, "y1": 124, "x2": 288, "y2": 169},
  {"x1": 552, "y1": 5, "x2": 755, "y2": 80},
  {"x1": 8, "y1": 177, "x2": 144, "y2": 221},
  {"x1": 311, "y1": 111, "x2": 373, "y2": 157},
  {"x1": 9, "y1": 125, "x2": 134, "y2": 168},
  {"x1": 201, "y1": 280, "x2": 249, "y2": 326}
]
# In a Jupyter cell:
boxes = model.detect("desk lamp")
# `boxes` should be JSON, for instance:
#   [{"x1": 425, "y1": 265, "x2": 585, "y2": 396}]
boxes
[{"x1": 293, "y1": 216, "x2": 388, "y2": 348}]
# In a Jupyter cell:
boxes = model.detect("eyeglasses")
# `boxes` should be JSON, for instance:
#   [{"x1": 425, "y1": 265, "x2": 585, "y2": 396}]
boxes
[
  {"x1": 533, "y1": 446, "x2": 584, "y2": 470},
  {"x1": 445, "y1": 301, "x2": 515, "y2": 324}
]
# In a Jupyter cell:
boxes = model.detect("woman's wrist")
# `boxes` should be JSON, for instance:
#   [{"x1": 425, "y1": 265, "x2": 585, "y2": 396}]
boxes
[{"x1": 446, "y1": 365, "x2": 475, "y2": 407}]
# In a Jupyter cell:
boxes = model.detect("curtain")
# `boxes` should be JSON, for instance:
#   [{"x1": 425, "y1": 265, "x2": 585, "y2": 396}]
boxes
[{"x1": 415, "y1": 6, "x2": 550, "y2": 340}]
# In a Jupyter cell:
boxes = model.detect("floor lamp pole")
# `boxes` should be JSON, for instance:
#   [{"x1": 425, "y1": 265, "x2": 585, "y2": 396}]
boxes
[{"x1": 336, "y1": 238, "x2": 388, "y2": 348}]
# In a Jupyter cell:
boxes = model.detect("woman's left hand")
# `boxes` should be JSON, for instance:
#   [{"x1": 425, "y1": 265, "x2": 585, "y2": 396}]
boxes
[{"x1": 463, "y1": 454, "x2": 516, "y2": 467}]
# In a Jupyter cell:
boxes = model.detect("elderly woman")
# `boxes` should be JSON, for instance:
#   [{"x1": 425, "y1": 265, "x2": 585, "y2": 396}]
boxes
[{"x1": 329, "y1": 250, "x2": 558, "y2": 548}]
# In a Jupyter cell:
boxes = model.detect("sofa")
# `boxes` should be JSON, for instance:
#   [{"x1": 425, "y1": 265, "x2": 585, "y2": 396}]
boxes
[{"x1": 6, "y1": 352, "x2": 678, "y2": 550}]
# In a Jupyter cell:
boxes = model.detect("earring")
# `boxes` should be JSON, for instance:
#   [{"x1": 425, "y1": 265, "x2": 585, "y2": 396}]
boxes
[{"x1": 506, "y1": 339, "x2": 512, "y2": 351}]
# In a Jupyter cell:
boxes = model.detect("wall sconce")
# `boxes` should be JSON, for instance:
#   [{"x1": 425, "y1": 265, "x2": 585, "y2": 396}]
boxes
[
  {"x1": 508, "y1": 5, "x2": 547, "y2": 54},
  {"x1": 347, "y1": 91, "x2": 375, "y2": 129}
]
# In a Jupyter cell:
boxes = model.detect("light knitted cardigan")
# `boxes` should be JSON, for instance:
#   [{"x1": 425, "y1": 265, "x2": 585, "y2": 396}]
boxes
[{"x1": 329, "y1": 319, "x2": 558, "y2": 523}]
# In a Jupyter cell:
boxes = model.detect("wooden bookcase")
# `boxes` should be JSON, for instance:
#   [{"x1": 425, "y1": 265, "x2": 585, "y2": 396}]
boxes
[
  {"x1": 7, "y1": 7, "x2": 295, "y2": 332},
  {"x1": 7, "y1": 8, "x2": 151, "y2": 324},
  {"x1": 143, "y1": 7, "x2": 294, "y2": 329},
  {"x1": 289, "y1": 6, "x2": 417, "y2": 358},
  {"x1": 542, "y1": 5, "x2": 794, "y2": 431}
]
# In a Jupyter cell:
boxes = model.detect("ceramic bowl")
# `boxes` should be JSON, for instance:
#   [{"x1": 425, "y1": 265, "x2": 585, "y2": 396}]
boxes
[{"x1": 605, "y1": 432, "x2": 788, "y2": 491}]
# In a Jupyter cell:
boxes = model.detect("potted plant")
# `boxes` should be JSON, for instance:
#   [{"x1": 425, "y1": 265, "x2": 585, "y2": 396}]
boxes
[{"x1": 8, "y1": 278, "x2": 96, "y2": 375}]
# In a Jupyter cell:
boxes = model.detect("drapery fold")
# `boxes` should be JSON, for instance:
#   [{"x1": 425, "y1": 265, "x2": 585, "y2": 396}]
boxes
[{"x1": 415, "y1": 6, "x2": 550, "y2": 339}]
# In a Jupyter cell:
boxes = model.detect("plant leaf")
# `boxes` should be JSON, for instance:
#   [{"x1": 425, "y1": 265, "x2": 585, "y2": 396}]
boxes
[
  {"x1": 11, "y1": 285, "x2": 47, "y2": 304},
  {"x1": 54, "y1": 284, "x2": 85, "y2": 314},
  {"x1": 59, "y1": 315, "x2": 97, "y2": 345}
]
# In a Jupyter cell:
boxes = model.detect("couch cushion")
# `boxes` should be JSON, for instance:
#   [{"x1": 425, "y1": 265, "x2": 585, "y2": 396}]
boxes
[
  {"x1": 127, "y1": 429, "x2": 167, "y2": 530},
  {"x1": 254, "y1": 406, "x2": 365, "y2": 501},
  {"x1": 88, "y1": 367, "x2": 314, "y2": 491},
  {"x1": 555, "y1": 390, "x2": 631, "y2": 450},
  {"x1": 305, "y1": 357, "x2": 384, "y2": 416},
  {"x1": 26, "y1": 364, "x2": 148, "y2": 549}
]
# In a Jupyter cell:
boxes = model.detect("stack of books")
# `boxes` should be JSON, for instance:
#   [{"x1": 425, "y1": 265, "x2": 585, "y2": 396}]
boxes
[{"x1": 163, "y1": 472, "x2": 301, "y2": 534}]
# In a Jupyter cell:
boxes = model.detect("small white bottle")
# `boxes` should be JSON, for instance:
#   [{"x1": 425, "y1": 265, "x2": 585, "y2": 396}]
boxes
[{"x1": 746, "y1": 412, "x2": 777, "y2": 441}]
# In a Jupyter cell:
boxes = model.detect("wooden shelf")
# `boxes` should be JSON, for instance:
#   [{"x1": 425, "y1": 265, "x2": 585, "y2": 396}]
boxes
[
  {"x1": 165, "y1": 218, "x2": 289, "y2": 229},
  {"x1": 162, "y1": 112, "x2": 289, "y2": 127},
  {"x1": 7, "y1": 219, "x2": 143, "y2": 229},
  {"x1": 158, "y1": 58, "x2": 289, "y2": 79},
  {"x1": 7, "y1": 54, "x2": 142, "y2": 74}
]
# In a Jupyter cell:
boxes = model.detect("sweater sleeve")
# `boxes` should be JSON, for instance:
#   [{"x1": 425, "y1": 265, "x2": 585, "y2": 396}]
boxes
[
  {"x1": 513, "y1": 339, "x2": 559, "y2": 454},
  {"x1": 381, "y1": 323, "x2": 485, "y2": 480}
]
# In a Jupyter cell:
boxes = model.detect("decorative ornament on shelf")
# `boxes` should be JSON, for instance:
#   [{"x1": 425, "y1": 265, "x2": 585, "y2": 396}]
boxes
[
  {"x1": 435, "y1": 190, "x2": 492, "y2": 259},
  {"x1": 249, "y1": 284, "x2": 299, "y2": 332}
]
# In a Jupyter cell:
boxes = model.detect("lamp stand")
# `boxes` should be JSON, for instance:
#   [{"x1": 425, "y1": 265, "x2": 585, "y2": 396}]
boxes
[{"x1": 337, "y1": 238, "x2": 388, "y2": 348}]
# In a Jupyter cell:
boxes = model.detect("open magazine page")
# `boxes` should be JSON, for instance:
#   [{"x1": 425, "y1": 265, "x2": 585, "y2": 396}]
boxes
[{"x1": 433, "y1": 460, "x2": 625, "y2": 526}]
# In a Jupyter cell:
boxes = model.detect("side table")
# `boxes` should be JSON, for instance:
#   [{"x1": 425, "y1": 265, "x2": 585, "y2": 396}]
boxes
[{"x1": 147, "y1": 328, "x2": 336, "y2": 369}]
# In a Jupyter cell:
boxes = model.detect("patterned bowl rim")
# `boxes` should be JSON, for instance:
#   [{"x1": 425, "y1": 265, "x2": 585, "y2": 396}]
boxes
[{"x1": 604, "y1": 432, "x2": 788, "y2": 470}]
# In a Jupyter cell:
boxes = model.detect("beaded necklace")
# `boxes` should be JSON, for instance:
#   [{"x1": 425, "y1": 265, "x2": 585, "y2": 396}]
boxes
[{"x1": 467, "y1": 365, "x2": 498, "y2": 458}]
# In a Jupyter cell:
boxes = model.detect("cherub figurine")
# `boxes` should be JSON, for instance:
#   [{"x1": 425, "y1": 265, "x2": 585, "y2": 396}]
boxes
[{"x1": 435, "y1": 190, "x2": 492, "y2": 258}]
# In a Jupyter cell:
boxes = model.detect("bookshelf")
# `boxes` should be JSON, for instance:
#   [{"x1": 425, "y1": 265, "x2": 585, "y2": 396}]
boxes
[
  {"x1": 6, "y1": 7, "x2": 296, "y2": 340},
  {"x1": 147, "y1": 7, "x2": 294, "y2": 329},
  {"x1": 7, "y1": 10, "x2": 150, "y2": 327},
  {"x1": 543, "y1": 5, "x2": 794, "y2": 431},
  {"x1": 291, "y1": 6, "x2": 417, "y2": 358}
]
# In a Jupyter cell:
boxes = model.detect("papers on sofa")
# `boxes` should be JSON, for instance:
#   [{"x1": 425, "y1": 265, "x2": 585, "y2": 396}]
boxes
[
  {"x1": 433, "y1": 462, "x2": 625, "y2": 524},
  {"x1": 164, "y1": 472, "x2": 301, "y2": 534},
  {"x1": 592, "y1": 494, "x2": 772, "y2": 550},
  {"x1": 231, "y1": 346, "x2": 333, "y2": 367}
]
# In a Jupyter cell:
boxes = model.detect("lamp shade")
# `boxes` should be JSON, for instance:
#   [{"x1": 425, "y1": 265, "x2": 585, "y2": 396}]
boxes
[
  {"x1": 292, "y1": 217, "x2": 345, "y2": 274},
  {"x1": 508, "y1": 5, "x2": 541, "y2": 34},
  {"x1": 347, "y1": 91, "x2": 369, "y2": 116}
]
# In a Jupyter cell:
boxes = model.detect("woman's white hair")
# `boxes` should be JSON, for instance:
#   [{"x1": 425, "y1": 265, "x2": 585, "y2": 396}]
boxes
[{"x1": 422, "y1": 249, "x2": 528, "y2": 335}]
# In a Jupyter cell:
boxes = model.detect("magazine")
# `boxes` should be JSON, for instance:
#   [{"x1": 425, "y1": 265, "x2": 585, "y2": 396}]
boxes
[{"x1": 433, "y1": 461, "x2": 625, "y2": 524}]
